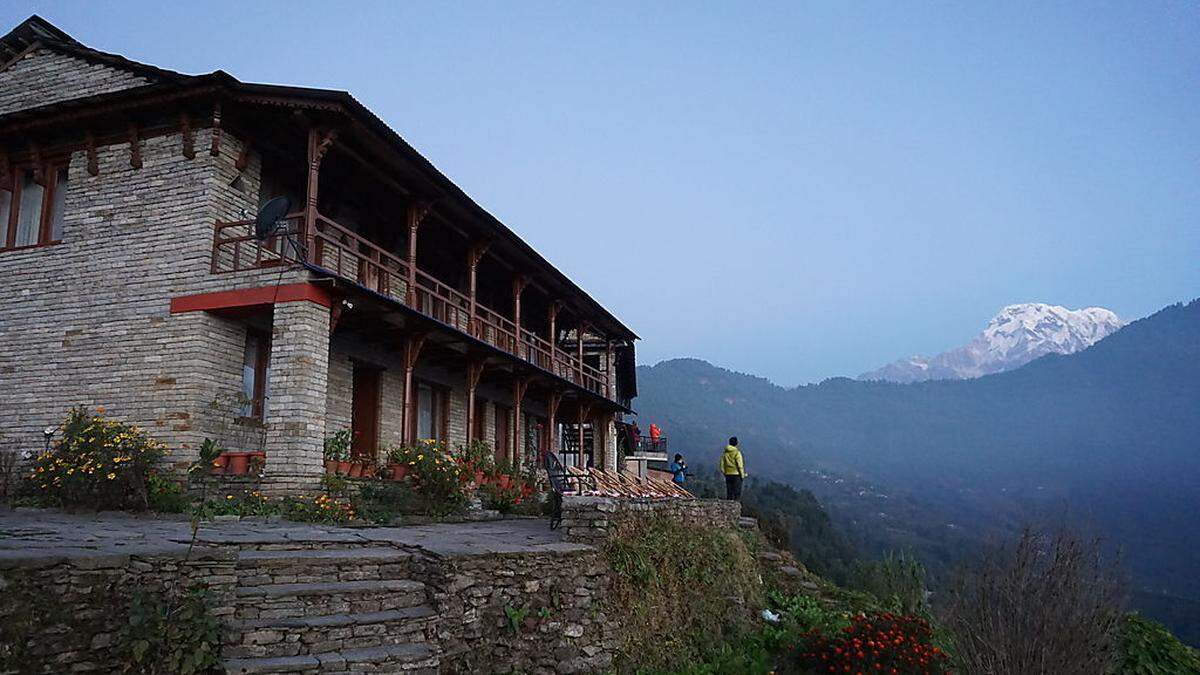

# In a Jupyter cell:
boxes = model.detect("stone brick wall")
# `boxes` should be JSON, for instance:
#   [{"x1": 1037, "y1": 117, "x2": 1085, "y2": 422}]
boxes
[
  {"x1": 421, "y1": 547, "x2": 616, "y2": 674},
  {"x1": 0, "y1": 47, "x2": 151, "y2": 115},
  {"x1": 560, "y1": 496, "x2": 742, "y2": 547},
  {"x1": 0, "y1": 127, "x2": 305, "y2": 471},
  {"x1": 0, "y1": 551, "x2": 237, "y2": 673}
]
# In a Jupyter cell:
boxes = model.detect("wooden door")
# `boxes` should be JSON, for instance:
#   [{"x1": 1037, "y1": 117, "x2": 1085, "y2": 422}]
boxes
[
  {"x1": 351, "y1": 366, "x2": 381, "y2": 461},
  {"x1": 494, "y1": 404, "x2": 510, "y2": 464}
]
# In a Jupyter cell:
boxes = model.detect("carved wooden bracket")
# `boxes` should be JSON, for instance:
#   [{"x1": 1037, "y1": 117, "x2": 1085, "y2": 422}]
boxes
[
  {"x1": 403, "y1": 331, "x2": 429, "y2": 371},
  {"x1": 310, "y1": 128, "x2": 337, "y2": 168},
  {"x1": 329, "y1": 302, "x2": 344, "y2": 335},
  {"x1": 128, "y1": 124, "x2": 142, "y2": 169},
  {"x1": 209, "y1": 100, "x2": 222, "y2": 157},
  {"x1": 512, "y1": 274, "x2": 531, "y2": 299},
  {"x1": 466, "y1": 358, "x2": 486, "y2": 392},
  {"x1": 84, "y1": 132, "x2": 99, "y2": 176},
  {"x1": 512, "y1": 376, "x2": 530, "y2": 408},
  {"x1": 234, "y1": 142, "x2": 251, "y2": 172},
  {"x1": 468, "y1": 240, "x2": 491, "y2": 268}
]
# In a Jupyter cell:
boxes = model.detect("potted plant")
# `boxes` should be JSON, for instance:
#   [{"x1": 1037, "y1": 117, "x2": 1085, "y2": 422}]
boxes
[
  {"x1": 348, "y1": 461, "x2": 363, "y2": 478},
  {"x1": 210, "y1": 453, "x2": 228, "y2": 476},
  {"x1": 387, "y1": 445, "x2": 414, "y2": 481},
  {"x1": 248, "y1": 452, "x2": 266, "y2": 476},
  {"x1": 325, "y1": 429, "x2": 352, "y2": 476},
  {"x1": 225, "y1": 451, "x2": 250, "y2": 476}
]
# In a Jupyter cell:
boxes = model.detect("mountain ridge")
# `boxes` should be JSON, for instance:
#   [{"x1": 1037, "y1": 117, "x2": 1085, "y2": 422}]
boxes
[
  {"x1": 858, "y1": 302, "x2": 1123, "y2": 383},
  {"x1": 635, "y1": 298, "x2": 1200, "y2": 643}
]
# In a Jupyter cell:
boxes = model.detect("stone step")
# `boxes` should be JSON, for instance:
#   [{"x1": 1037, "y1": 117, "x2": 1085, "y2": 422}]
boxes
[
  {"x1": 234, "y1": 580, "x2": 429, "y2": 621},
  {"x1": 224, "y1": 642, "x2": 437, "y2": 674},
  {"x1": 226, "y1": 606, "x2": 437, "y2": 660},
  {"x1": 236, "y1": 548, "x2": 414, "y2": 585}
]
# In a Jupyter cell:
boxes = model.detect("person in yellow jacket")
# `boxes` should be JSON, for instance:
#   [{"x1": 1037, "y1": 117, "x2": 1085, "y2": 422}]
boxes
[{"x1": 719, "y1": 437, "x2": 746, "y2": 501}]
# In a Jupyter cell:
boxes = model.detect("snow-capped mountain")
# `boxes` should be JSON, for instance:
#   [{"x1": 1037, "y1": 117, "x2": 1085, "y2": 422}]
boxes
[{"x1": 858, "y1": 303, "x2": 1123, "y2": 383}]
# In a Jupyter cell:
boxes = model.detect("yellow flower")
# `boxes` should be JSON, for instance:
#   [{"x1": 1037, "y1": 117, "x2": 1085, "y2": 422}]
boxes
[
  {"x1": 106, "y1": 473, "x2": 116, "y2": 480},
  {"x1": 226, "y1": 495, "x2": 234, "y2": 500}
]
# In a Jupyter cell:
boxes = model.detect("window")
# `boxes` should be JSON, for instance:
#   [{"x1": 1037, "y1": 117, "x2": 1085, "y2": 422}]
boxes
[
  {"x1": 414, "y1": 381, "x2": 447, "y2": 442},
  {"x1": 240, "y1": 331, "x2": 271, "y2": 419},
  {"x1": 2, "y1": 165, "x2": 68, "y2": 250}
]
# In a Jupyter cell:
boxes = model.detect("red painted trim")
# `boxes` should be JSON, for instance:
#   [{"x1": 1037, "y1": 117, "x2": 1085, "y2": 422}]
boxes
[{"x1": 170, "y1": 283, "x2": 332, "y2": 314}]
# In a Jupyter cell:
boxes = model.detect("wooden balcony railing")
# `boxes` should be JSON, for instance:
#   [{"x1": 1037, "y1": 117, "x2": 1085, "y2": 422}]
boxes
[{"x1": 212, "y1": 211, "x2": 614, "y2": 401}]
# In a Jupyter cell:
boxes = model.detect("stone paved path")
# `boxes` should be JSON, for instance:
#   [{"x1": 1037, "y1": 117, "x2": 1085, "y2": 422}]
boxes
[{"x1": 0, "y1": 509, "x2": 586, "y2": 566}]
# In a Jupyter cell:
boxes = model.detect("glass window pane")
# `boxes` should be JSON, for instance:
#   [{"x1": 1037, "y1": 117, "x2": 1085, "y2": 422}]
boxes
[
  {"x1": 15, "y1": 171, "x2": 43, "y2": 247},
  {"x1": 0, "y1": 189, "x2": 10, "y2": 245},
  {"x1": 416, "y1": 383, "x2": 433, "y2": 441},
  {"x1": 49, "y1": 168, "x2": 67, "y2": 241},
  {"x1": 241, "y1": 334, "x2": 260, "y2": 417}
]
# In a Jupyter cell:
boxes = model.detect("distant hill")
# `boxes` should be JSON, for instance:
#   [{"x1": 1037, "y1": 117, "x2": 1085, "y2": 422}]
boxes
[
  {"x1": 636, "y1": 298, "x2": 1200, "y2": 643},
  {"x1": 859, "y1": 302, "x2": 1123, "y2": 382}
]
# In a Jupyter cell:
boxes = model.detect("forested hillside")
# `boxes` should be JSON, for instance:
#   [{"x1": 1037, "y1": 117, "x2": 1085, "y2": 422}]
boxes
[{"x1": 636, "y1": 299, "x2": 1200, "y2": 643}]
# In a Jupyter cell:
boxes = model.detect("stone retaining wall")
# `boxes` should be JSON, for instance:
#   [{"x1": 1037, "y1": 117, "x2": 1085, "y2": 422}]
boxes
[
  {"x1": 560, "y1": 496, "x2": 741, "y2": 547},
  {"x1": 0, "y1": 551, "x2": 238, "y2": 673},
  {"x1": 421, "y1": 548, "x2": 615, "y2": 674}
]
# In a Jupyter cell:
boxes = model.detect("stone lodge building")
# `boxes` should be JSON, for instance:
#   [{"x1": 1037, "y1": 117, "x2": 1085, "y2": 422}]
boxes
[{"x1": 0, "y1": 16, "x2": 638, "y2": 493}]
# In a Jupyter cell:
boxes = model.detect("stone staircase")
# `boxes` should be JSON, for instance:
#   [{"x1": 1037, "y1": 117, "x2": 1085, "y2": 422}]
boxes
[{"x1": 222, "y1": 547, "x2": 440, "y2": 674}]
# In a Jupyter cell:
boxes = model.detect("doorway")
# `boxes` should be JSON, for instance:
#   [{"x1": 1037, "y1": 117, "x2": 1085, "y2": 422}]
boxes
[{"x1": 351, "y1": 365, "x2": 381, "y2": 461}]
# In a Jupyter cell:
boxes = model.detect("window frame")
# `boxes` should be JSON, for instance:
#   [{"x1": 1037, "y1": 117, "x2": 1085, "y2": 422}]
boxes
[
  {"x1": 2, "y1": 163, "x2": 69, "y2": 252},
  {"x1": 241, "y1": 329, "x2": 271, "y2": 421},
  {"x1": 412, "y1": 379, "x2": 449, "y2": 443}
]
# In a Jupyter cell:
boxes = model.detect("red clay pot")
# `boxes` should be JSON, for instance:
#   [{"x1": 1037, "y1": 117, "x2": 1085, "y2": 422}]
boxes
[
  {"x1": 210, "y1": 454, "x2": 228, "y2": 476},
  {"x1": 348, "y1": 463, "x2": 364, "y2": 478},
  {"x1": 336, "y1": 460, "x2": 352, "y2": 476},
  {"x1": 225, "y1": 452, "x2": 250, "y2": 476},
  {"x1": 324, "y1": 459, "x2": 338, "y2": 475},
  {"x1": 391, "y1": 464, "x2": 409, "y2": 481}
]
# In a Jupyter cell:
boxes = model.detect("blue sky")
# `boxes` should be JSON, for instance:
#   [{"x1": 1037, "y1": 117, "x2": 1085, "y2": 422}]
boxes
[{"x1": 10, "y1": 2, "x2": 1199, "y2": 385}]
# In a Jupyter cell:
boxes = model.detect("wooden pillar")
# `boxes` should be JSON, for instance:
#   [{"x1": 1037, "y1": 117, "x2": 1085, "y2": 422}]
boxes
[
  {"x1": 547, "y1": 390, "x2": 563, "y2": 458},
  {"x1": 576, "y1": 400, "x2": 594, "y2": 469},
  {"x1": 465, "y1": 358, "x2": 485, "y2": 446},
  {"x1": 576, "y1": 321, "x2": 588, "y2": 386},
  {"x1": 511, "y1": 377, "x2": 529, "y2": 470},
  {"x1": 400, "y1": 332, "x2": 428, "y2": 446},
  {"x1": 467, "y1": 242, "x2": 489, "y2": 336},
  {"x1": 512, "y1": 274, "x2": 529, "y2": 354},
  {"x1": 605, "y1": 339, "x2": 614, "y2": 400},
  {"x1": 548, "y1": 301, "x2": 562, "y2": 375},
  {"x1": 405, "y1": 201, "x2": 432, "y2": 306},
  {"x1": 304, "y1": 128, "x2": 336, "y2": 260}
]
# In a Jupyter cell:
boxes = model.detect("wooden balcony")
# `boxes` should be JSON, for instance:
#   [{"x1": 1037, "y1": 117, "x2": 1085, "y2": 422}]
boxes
[{"x1": 211, "y1": 212, "x2": 613, "y2": 400}]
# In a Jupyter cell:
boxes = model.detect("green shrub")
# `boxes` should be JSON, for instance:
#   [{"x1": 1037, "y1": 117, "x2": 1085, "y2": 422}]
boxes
[
  {"x1": 1112, "y1": 613, "x2": 1200, "y2": 674},
  {"x1": 115, "y1": 584, "x2": 221, "y2": 675},
  {"x1": 848, "y1": 550, "x2": 929, "y2": 615},
  {"x1": 146, "y1": 473, "x2": 188, "y2": 513},
  {"x1": 323, "y1": 429, "x2": 351, "y2": 462},
  {"x1": 25, "y1": 406, "x2": 166, "y2": 510},
  {"x1": 605, "y1": 516, "x2": 763, "y2": 671}
]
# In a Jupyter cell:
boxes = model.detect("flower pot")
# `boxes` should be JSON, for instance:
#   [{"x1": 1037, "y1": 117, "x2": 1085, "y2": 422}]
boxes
[
  {"x1": 324, "y1": 459, "x2": 338, "y2": 475},
  {"x1": 391, "y1": 463, "x2": 409, "y2": 481},
  {"x1": 336, "y1": 460, "x2": 352, "y2": 476},
  {"x1": 210, "y1": 454, "x2": 228, "y2": 476},
  {"x1": 348, "y1": 462, "x2": 364, "y2": 478},
  {"x1": 361, "y1": 464, "x2": 376, "y2": 479},
  {"x1": 226, "y1": 452, "x2": 249, "y2": 476}
]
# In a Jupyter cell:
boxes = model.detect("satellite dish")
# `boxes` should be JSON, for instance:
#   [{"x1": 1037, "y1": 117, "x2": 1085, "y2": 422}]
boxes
[{"x1": 254, "y1": 197, "x2": 291, "y2": 241}]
